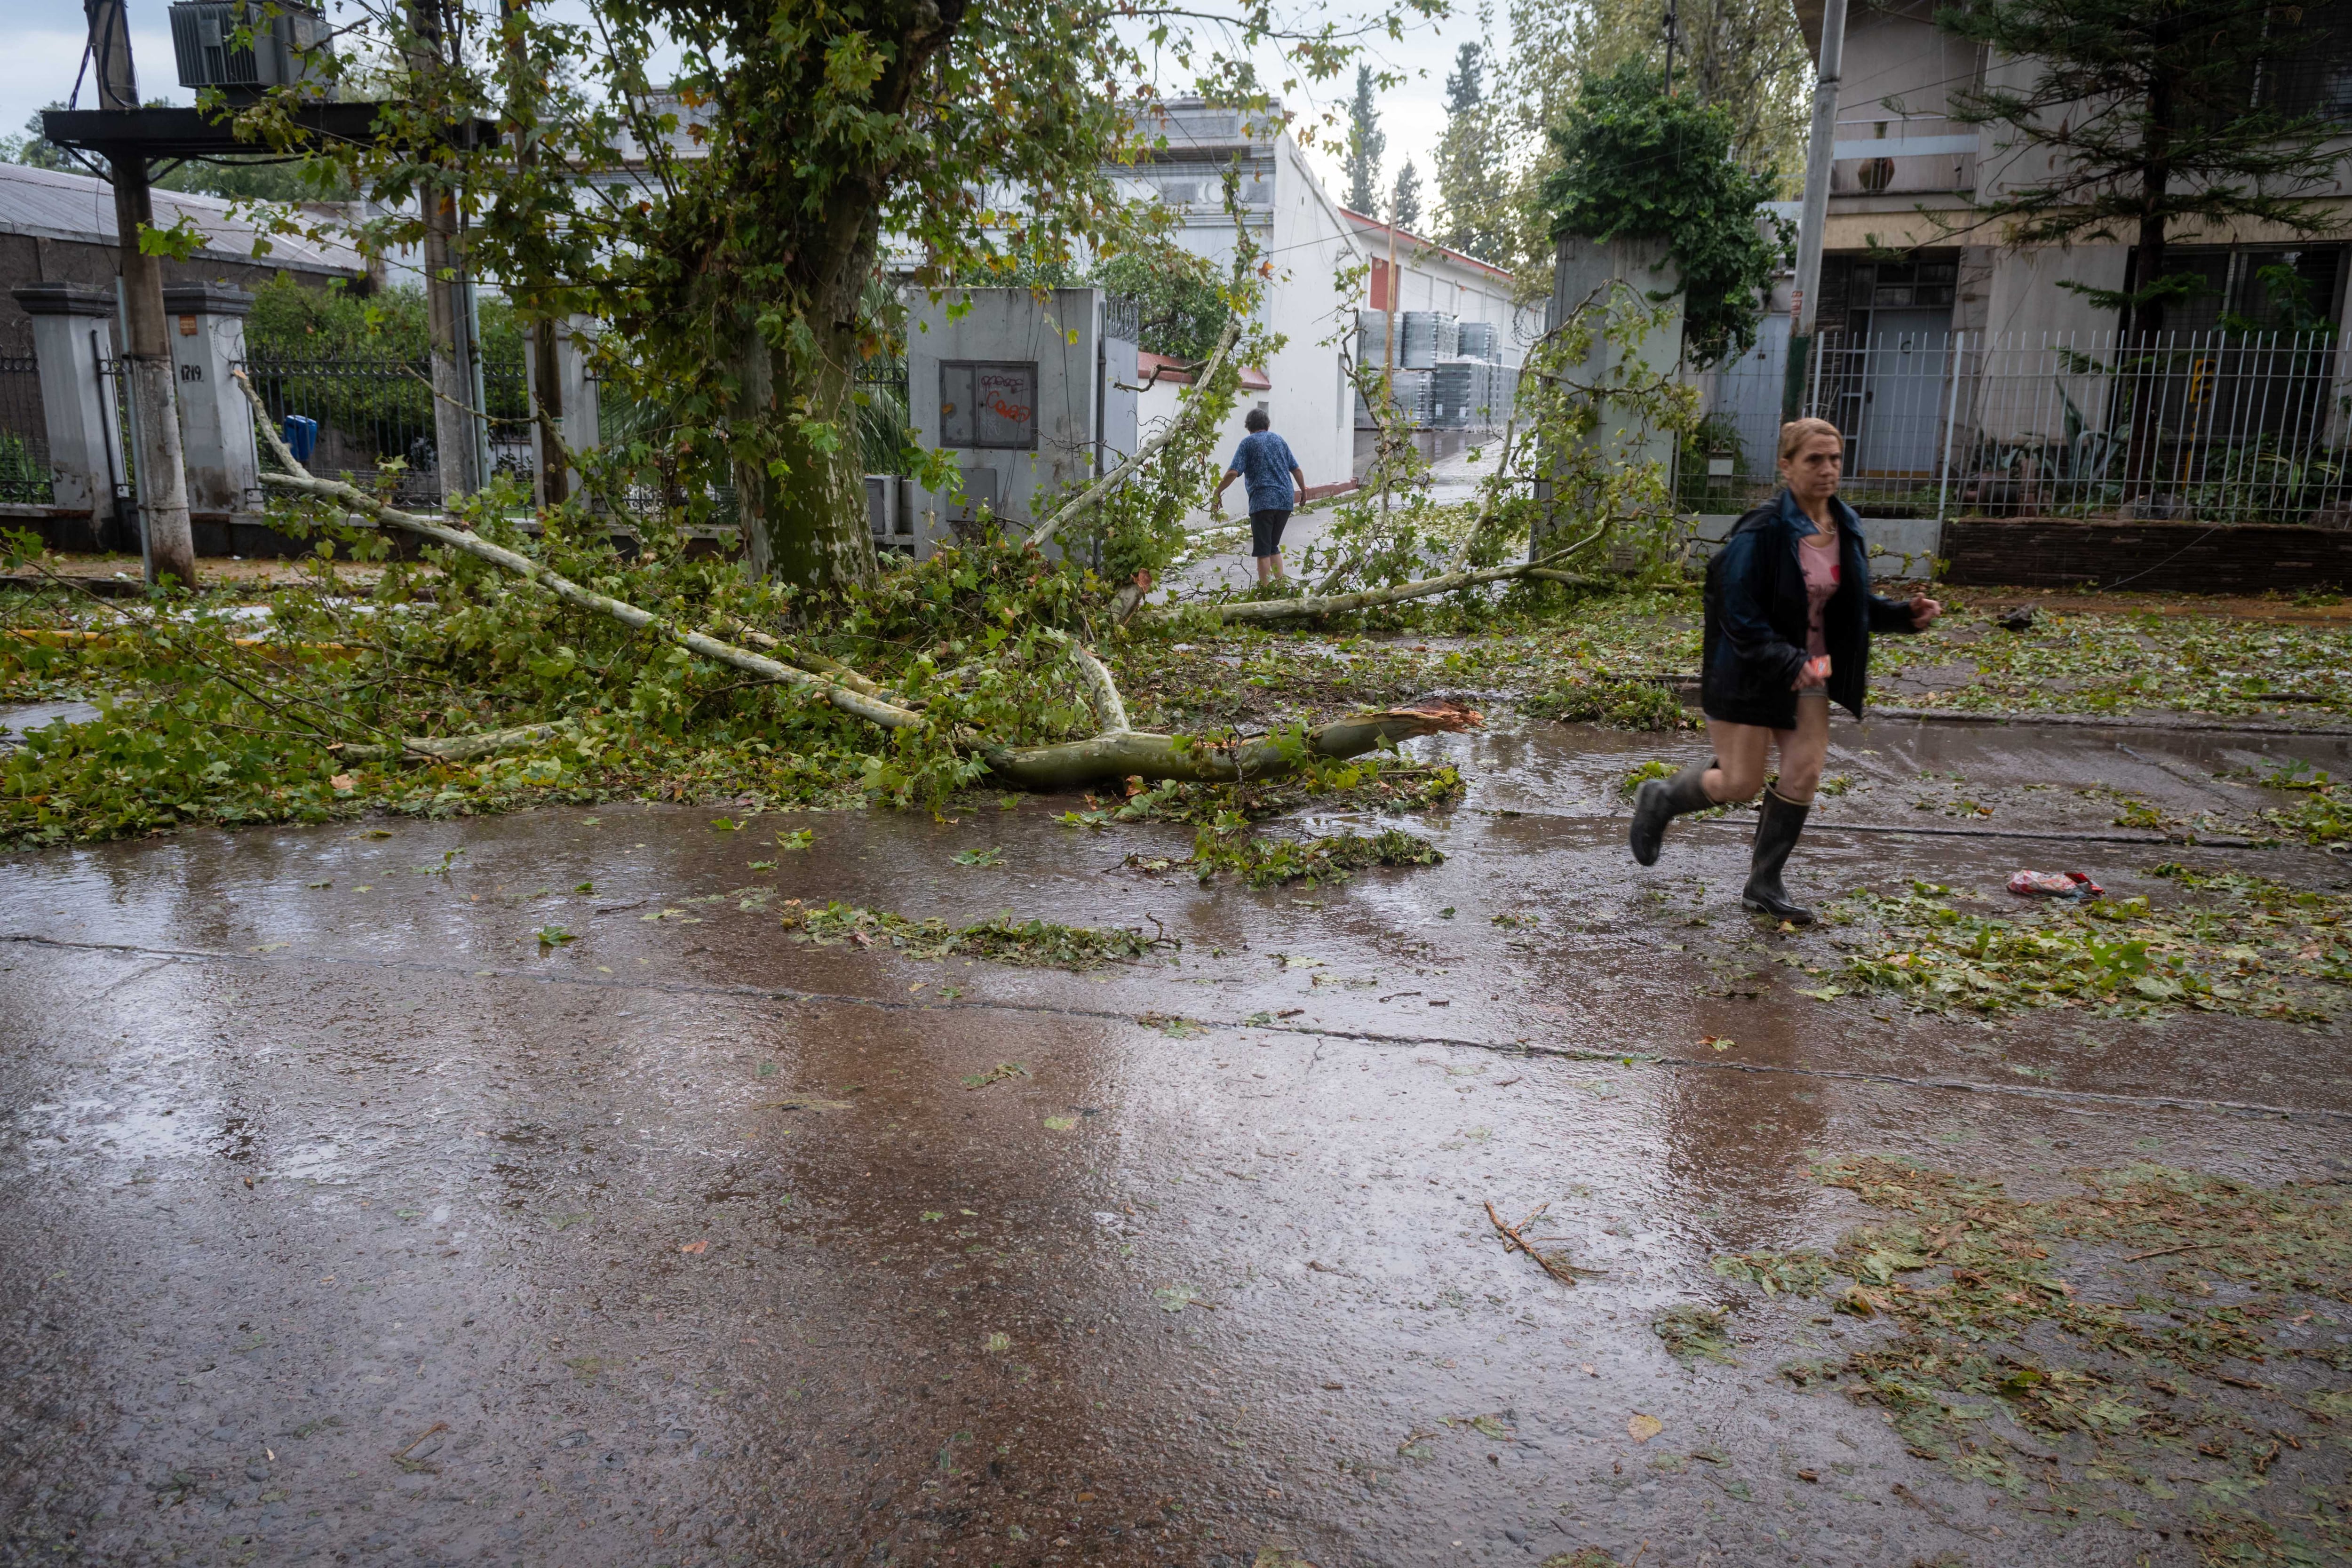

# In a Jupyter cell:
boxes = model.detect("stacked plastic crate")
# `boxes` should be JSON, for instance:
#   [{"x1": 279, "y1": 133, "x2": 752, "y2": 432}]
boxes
[{"x1": 1356, "y1": 309, "x2": 1514, "y2": 429}]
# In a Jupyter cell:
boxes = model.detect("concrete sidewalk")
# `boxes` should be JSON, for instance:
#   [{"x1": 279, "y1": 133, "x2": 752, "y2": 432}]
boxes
[{"x1": 2, "y1": 716, "x2": 2348, "y2": 1566}]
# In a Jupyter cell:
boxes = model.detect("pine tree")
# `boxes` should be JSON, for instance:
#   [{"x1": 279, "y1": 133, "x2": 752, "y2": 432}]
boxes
[
  {"x1": 1446, "y1": 40, "x2": 1483, "y2": 117},
  {"x1": 1434, "y1": 39, "x2": 1514, "y2": 261},
  {"x1": 1391, "y1": 158, "x2": 1423, "y2": 231},
  {"x1": 1936, "y1": 0, "x2": 2350, "y2": 337},
  {"x1": 1343, "y1": 64, "x2": 1386, "y2": 215}
]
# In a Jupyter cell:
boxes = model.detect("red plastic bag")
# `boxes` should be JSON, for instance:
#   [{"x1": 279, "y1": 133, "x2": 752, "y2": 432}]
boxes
[{"x1": 2007, "y1": 870, "x2": 2103, "y2": 899}]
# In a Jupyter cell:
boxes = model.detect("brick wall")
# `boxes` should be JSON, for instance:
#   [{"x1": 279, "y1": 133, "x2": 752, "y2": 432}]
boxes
[{"x1": 1941, "y1": 518, "x2": 2352, "y2": 593}]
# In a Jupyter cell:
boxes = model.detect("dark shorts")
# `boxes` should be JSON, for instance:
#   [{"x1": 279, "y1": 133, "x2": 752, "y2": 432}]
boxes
[{"x1": 1249, "y1": 508, "x2": 1291, "y2": 558}]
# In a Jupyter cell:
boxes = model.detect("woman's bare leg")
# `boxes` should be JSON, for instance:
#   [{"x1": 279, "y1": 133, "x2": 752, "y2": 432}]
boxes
[
  {"x1": 1704, "y1": 719, "x2": 1772, "y2": 802},
  {"x1": 1770, "y1": 699, "x2": 1831, "y2": 804}
]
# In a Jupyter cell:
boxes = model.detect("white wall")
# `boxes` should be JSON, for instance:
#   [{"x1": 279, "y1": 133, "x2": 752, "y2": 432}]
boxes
[
  {"x1": 906, "y1": 287, "x2": 1124, "y2": 557},
  {"x1": 1980, "y1": 243, "x2": 2130, "y2": 342}
]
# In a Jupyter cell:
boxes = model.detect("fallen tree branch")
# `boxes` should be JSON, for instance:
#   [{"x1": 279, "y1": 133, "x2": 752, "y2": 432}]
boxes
[
  {"x1": 337, "y1": 721, "x2": 573, "y2": 764},
  {"x1": 984, "y1": 700, "x2": 1479, "y2": 791},
  {"x1": 1150, "y1": 530, "x2": 1604, "y2": 626},
  {"x1": 233, "y1": 370, "x2": 924, "y2": 732},
  {"x1": 1068, "y1": 641, "x2": 1130, "y2": 735},
  {"x1": 708, "y1": 614, "x2": 901, "y2": 702},
  {"x1": 233, "y1": 369, "x2": 1470, "y2": 790},
  {"x1": 1026, "y1": 316, "x2": 1244, "y2": 552}
]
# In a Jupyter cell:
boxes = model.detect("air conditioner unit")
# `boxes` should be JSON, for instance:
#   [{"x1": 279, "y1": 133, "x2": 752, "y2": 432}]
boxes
[{"x1": 169, "y1": 2, "x2": 335, "y2": 103}]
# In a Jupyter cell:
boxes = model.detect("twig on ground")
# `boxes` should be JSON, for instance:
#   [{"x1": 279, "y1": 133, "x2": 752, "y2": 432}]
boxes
[
  {"x1": 1485, "y1": 1199, "x2": 1592, "y2": 1285},
  {"x1": 2124, "y1": 1241, "x2": 2224, "y2": 1263}
]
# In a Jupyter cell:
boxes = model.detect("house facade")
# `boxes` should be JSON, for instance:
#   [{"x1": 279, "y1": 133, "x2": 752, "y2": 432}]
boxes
[
  {"x1": 1796, "y1": 0, "x2": 2352, "y2": 345},
  {"x1": 0, "y1": 160, "x2": 368, "y2": 343},
  {"x1": 1693, "y1": 3, "x2": 2352, "y2": 530},
  {"x1": 1106, "y1": 99, "x2": 1535, "y2": 489}
]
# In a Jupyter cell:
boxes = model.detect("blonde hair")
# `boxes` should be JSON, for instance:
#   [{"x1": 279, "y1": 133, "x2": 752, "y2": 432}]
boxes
[{"x1": 1777, "y1": 417, "x2": 1843, "y2": 463}]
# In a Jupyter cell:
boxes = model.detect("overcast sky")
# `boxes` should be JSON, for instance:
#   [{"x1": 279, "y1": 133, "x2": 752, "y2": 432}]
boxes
[{"x1": 3, "y1": 0, "x2": 1493, "y2": 222}]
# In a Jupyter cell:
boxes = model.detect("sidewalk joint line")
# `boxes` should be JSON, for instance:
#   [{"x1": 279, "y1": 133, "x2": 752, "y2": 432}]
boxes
[{"x1": 8, "y1": 931, "x2": 2341, "y2": 1124}]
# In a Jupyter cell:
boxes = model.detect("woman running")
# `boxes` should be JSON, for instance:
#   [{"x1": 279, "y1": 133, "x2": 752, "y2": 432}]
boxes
[{"x1": 1627, "y1": 416, "x2": 1941, "y2": 923}]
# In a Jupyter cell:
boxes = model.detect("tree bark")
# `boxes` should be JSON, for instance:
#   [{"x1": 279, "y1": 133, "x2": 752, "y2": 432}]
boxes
[
  {"x1": 500, "y1": 0, "x2": 568, "y2": 511},
  {"x1": 1139, "y1": 536, "x2": 1598, "y2": 626},
  {"x1": 2122, "y1": 71, "x2": 2175, "y2": 502},
  {"x1": 697, "y1": 0, "x2": 969, "y2": 597},
  {"x1": 408, "y1": 1, "x2": 480, "y2": 503},
  {"x1": 733, "y1": 314, "x2": 875, "y2": 594},
  {"x1": 984, "y1": 704, "x2": 1478, "y2": 791},
  {"x1": 110, "y1": 154, "x2": 198, "y2": 589}
]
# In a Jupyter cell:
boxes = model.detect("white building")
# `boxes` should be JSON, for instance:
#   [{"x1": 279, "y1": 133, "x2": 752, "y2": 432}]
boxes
[{"x1": 1108, "y1": 100, "x2": 1536, "y2": 494}]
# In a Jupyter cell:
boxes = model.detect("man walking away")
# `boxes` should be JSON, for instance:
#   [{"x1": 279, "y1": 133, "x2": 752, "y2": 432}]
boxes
[{"x1": 1212, "y1": 409, "x2": 1307, "y2": 587}]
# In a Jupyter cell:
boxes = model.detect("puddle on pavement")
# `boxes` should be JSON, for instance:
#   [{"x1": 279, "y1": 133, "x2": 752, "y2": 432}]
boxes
[{"x1": 0, "y1": 699, "x2": 102, "y2": 745}]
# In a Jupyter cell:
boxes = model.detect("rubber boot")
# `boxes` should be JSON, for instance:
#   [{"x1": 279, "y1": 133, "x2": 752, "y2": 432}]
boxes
[
  {"x1": 1629, "y1": 762, "x2": 1716, "y2": 867},
  {"x1": 1742, "y1": 788, "x2": 1815, "y2": 924}
]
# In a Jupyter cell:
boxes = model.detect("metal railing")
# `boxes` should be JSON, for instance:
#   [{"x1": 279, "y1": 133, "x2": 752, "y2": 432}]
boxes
[
  {"x1": 1694, "y1": 328, "x2": 2352, "y2": 526},
  {"x1": 241, "y1": 349, "x2": 533, "y2": 508},
  {"x1": 1832, "y1": 113, "x2": 1978, "y2": 197},
  {"x1": 0, "y1": 333, "x2": 51, "y2": 505}
]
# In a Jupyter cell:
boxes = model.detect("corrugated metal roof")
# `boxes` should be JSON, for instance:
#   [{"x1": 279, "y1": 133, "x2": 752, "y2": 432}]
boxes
[{"x1": 0, "y1": 160, "x2": 367, "y2": 278}]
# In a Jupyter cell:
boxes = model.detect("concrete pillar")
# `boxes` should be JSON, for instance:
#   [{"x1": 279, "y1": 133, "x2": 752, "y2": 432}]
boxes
[
  {"x1": 555, "y1": 316, "x2": 600, "y2": 500},
  {"x1": 1538, "y1": 235, "x2": 1686, "y2": 560},
  {"x1": 160, "y1": 283, "x2": 260, "y2": 525},
  {"x1": 11, "y1": 282, "x2": 127, "y2": 547}
]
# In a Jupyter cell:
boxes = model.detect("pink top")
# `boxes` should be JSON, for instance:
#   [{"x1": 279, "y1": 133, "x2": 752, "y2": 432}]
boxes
[{"x1": 1799, "y1": 533, "x2": 1841, "y2": 658}]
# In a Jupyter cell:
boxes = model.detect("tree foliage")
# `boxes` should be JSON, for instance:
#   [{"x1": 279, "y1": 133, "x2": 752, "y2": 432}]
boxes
[
  {"x1": 245, "y1": 274, "x2": 523, "y2": 365},
  {"x1": 1497, "y1": 0, "x2": 1807, "y2": 271},
  {"x1": 1935, "y1": 0, "x2": 2352, "y2": 335},
  {"x1": 231, "y1": 0, "x2": 1420, "y2": 597},
  {"x1": 1541, "y1": 64, "x2": 1784, "y2": 368},
  {"x1": 1090, "y1": 248, "x2": 1233, "y2": 362},
  {"x1": 1391, "y1": 157, "x2": 1422, "y2": 229},
  {"x1": 1433, "y1": 37, "x2": 1513, "y2": 263}
]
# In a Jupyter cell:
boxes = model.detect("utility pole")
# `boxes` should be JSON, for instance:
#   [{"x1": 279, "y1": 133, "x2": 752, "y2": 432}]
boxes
[
  {"x1": 406, "y1": 0, "x2": 482, "y2": 505},
  {"x1": 85, "y1": 0, "x2": 198, "y2": 588},
  {"x1": 1661, "y1": 0, "x2": 1679, "y2": 96},
  {"x1": 1784, "y1": 0, "x2": 1848, "y2": 420}
]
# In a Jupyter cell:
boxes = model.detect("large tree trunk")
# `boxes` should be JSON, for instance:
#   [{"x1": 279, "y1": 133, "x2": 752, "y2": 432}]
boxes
[
  {"x1": 731, "y1": 298, "x2": 875, "y2": 595},
  {"x1": 697, "y1": 0, "x2": 961, "y2": 598},
  {"x1": 2122, "y1": 75, "x2": 2174, "y2": 503}
]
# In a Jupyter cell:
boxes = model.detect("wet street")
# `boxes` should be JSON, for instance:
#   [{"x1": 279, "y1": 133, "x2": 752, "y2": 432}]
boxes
[{"x1": 3, "y1": 716, "x2": 2349, "y2": 1567}]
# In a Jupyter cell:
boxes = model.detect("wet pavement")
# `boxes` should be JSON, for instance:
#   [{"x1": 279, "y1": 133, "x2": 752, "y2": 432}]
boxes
[{"x1": 3, "y1": 715, "x2": 2349, "y2": 1567}]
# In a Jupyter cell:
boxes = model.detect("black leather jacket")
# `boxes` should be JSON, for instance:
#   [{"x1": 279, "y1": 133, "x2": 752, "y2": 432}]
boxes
[{"x1": 1700, "y1": 490, "x2": 1922, "y2": 728}]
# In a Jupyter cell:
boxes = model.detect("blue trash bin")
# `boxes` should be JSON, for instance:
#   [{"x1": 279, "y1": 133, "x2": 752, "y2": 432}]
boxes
[{"x1": 282, "y1": 415, "x2": 319, "y2": 463}]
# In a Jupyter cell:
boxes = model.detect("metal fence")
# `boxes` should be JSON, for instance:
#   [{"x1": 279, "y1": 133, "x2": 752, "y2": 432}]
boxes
[
  {"x1": 1694, "y1": 328, "x2": 2352, "y2": 526},
  {"x1": 0, "y1": 329, "x2": 51, "y2": 505},
  {"x1": 96, "y1": 350, "x2": 135, "y2": 516},
  {"x1": 242, "y1": 349, "x2": 533, "y2": 508}
]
